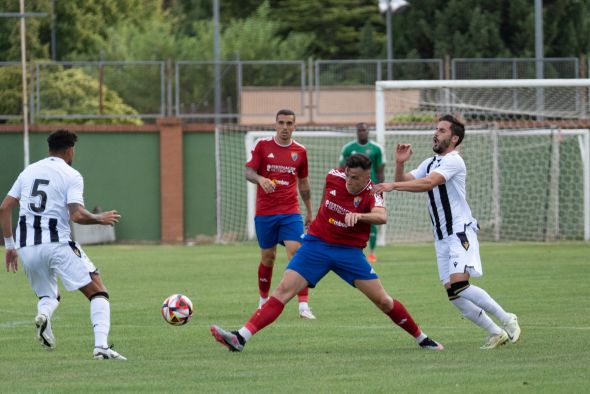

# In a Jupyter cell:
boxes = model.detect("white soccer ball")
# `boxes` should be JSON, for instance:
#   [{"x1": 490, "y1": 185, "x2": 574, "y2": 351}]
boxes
[{"x1": 161, "y1": 294, "x2": 193, "y2": 325}]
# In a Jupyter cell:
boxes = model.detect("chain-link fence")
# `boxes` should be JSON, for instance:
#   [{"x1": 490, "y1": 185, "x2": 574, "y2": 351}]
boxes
[
  {"x1": 452, "y1": 57, "x2": 579, "y2": 80},
  {"x1": 1, "y1": 58, "x2": 587, "y2": 123}
]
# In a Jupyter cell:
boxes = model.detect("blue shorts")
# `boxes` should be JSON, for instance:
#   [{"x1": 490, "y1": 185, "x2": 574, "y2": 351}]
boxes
[
  {"x1": 286, "y1": 234, "x2": 379, "y2": 288},
  {"x1": 255, "y1": 214, "x2": 304, "y2": 249}
]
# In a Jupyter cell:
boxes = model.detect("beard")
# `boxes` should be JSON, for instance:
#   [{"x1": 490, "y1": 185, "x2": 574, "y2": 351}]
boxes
[{"x1": 433, "y1": 138, "x2": 450, "y2": 154}]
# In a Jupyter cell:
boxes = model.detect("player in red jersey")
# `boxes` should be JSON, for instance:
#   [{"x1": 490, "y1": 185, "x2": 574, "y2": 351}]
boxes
[
  {"x1": 245, "y1": 109, "x2": 315, "y2": 319},
  {"x1": 211, "y1": 153, "x2": 444, "y2": 352}
]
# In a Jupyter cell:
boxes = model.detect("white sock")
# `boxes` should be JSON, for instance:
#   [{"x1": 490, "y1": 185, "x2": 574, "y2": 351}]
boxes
[
  {"x1": 259, "y1": 297, "x2": 268, "y2": 308},
  {"x1": 415, "y1": 332, "x2": 427, "y2": 343},
  {"x1": 459, "y1": 285, "x2": 510, "y2": 323},
  {"x1": 238, "y1": 327, "x2": 253, "y2": 342},
  {"x1": 38, "y1": 297, "x2": 59, "y2": 319},
  {"x1": 90, "y1": 297, "x2": 110, "y2": 348},
  {"x1": 298, "y1": 302, "x2": 309, "y2": 312},
  {"x1": 452, "y1": 297, "x2": 503, "y2": 335}
]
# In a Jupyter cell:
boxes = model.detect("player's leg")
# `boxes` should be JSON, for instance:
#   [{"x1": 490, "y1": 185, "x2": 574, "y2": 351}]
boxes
[
  {"x1": 444, "y1": 228, "x2": 519, "y2": 347},
  {"x1": 57, "y1": 242, "x2": 125, "y2": 360},
  {"x1": 18, "y1": 245, "x2": 59, "y2": 350},
  {"x1": 367, "y1": 224, "x2": 378, "y2": 263},
  {"x1": 211, "y1": 269, "x2": 309, "y2": 352},
  {"x1": 255, "y1": 216, "x2": 280, "y2": 308},
  {"x1": 211, "y1": 236, "x2": 329, "y2": 352},
  {"x1": 285, "y1": 239, "x2": 314, "y2": 319},
  {"x1": 331, "y1": 245, "x2": 443, "y2": 350},
  {"x1": 280, "y1": 213, "x2": 315, "y2": 319},
  {"x1": 258, "y1": 247, "x2": 277, "y2": 307},
  {"x1": 355, "y1": 279, "x2": 443, "y2": 350}
]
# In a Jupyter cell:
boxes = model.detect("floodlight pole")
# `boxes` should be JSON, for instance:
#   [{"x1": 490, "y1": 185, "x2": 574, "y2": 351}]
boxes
[
  {"x1": 213, "y1": 0, "x2": 221, "y2": 126},
  {"x1": 0, "y1": 5, "x2": 47, "y2": 168},
  {"x1": 379, "y1": 0, "x2": 409, "y2": 80}
]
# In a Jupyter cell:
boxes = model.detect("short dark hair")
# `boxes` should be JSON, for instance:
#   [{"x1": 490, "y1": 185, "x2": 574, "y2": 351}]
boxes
[
  {"x1": 346, "y1": 153, "x2": 372, "y2": 170},
  {"x1": 47, "y1": 129, "x2": 77, "y2": 152},
  {"x1": 439, "y1": 114, "x2": 465, "y2": 146},
  {"x1": 276, "y1": 108, "x2": 296, "y2": 121},
  {"x1": 356, "y1": 122, "x2": 368, "y2": 131}
]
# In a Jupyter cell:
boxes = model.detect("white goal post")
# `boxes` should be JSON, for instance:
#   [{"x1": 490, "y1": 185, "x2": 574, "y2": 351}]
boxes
[{"x1": 375, "y1": 78, "x2": 590, "y2": 241}]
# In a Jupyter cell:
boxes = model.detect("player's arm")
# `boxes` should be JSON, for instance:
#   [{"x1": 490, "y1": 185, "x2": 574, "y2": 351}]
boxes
[
  {"x1": 394, "y1": 144, "x2": 416, "y2": 182},
  {"x1": 297, "y1": 177, "x2": 313, "y2": 227},
  {"x1": 68, "y1": 203, "x2": 121, "y2": 226},
  {"x1": 374, "y1": 172, "x2": 446, "y2": 194},
  {"x1": 376, "y1": 164, "x2": 385, "y2": 184},
  {"x1": 344, "y1": 207, "x2": 387, "y2": 227},
  {"x1": 0, "y1": 195, "x2": 19, "y2": 273},
  {"x1": 244, "y1": 167, "x2": 275, "y2": 194}
]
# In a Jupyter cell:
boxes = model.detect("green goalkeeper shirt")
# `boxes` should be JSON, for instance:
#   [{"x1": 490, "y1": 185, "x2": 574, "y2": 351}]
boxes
[{"x1": 339, "y1": 140, "x2": 386, "y2": 183}]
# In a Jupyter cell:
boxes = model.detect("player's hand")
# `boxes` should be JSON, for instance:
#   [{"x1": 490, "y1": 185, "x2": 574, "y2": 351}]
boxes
[
  {"x1": 258, "y1": 177, "x2": 276, "y2": 194},
  {"x1": 99, "y1": 210, "x2": 121, "y2": 226},
  {"x1": 396, "y1": 144, "x2": 413, "y2": 163},
  {"x1": 5, "y1": 249, "x2": 18, "y2": 273},
  {"x1": 372, "y1": 183, "x2": 395, "y2": 194},
  {"x1": 345, "y1": 212, "x2": 362, "y2": 227}
]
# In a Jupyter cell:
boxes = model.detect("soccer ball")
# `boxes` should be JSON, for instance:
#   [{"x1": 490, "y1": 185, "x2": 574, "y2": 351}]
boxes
[{"x1": 161, "y1": 294, "x2": 193, "y2": 325}]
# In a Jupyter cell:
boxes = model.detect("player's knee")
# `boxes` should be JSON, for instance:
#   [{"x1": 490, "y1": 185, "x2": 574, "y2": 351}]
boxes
[
  {"x1": 88, "y1": 291, "x2": 109, "y2": 301},
  {"x1": 446, "y1": 287, "x2": 459, "y2": 301},
  {"x1": 376, "y1": 295, "x2": 393, "y2": 313},
  {"x1": 450, "y1": 280, "x2": 470, "y2": 296}
]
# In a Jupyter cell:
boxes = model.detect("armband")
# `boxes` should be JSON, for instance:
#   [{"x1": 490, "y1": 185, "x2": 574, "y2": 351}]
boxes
[{"x1": 4, "y1": 236, "x2": 16, "y2": 250}]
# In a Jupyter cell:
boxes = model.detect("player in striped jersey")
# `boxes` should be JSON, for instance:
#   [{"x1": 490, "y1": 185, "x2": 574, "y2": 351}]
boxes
[
  {"x1": 373, "y1": 114, "x2": 521, "y2": 349},
  {"x1": 0, "y1": 130, "x2": 126, "y2": 360},
  {"x1": 245, "y1": 109, "x2": 315, "y2": 319},
  {"x1": 210, "y1": 154, "x2": 443, "y2": 352}
]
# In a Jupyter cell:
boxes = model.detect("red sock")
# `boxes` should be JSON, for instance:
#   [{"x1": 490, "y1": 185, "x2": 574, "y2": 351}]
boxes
[
  {"x1": 258, "y1": 263, "x2": 273, "y2": 298},
  {"x1": 297, "y1": 287, "x2": 309, "y2": 303},
  {"x1": 387, "y1": 299, "x2": 421, "y2": 338},
  {"x1": 244, "y1": 296, "x2": 285, "y2": 335}
]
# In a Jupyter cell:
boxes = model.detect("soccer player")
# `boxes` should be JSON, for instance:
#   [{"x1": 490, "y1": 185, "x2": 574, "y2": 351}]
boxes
[
  {"x1": 245, "y1": 109, "x2": 315, "y2": 319},
  {"x1": 0, "y1": 129, "x2": 126, "y2": 360},
  {"x1": 210, "y1": 153, "x2": 443, "y2": 352},
  {"x1": 373, "y1": 114, "x2": 521, "y2": 349},
  {"x1": 339, "y1": 122, "x2": 386, "y2": 264}
]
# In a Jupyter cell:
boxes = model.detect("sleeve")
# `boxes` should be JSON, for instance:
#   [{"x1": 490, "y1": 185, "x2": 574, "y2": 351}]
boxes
[
  {"x1": 298, "y1": 149, "x2": 309, "y2": 178},
  {"x1": 7, "y1": 175, "x2": 22, "y2": 199},
  {"x1": 67, "y1": 173, "x2": 85, "y2": 205},
  {"x1": 433, "y1": 155, "x2": 464, "y2": 181},
  {"x1": 245, "y1": 139, "x2": 262, "y2": 170},
  {"x1": 409, "y1": 158, "x2": 432, "y2": 179},
  {"x1": 371, "y1": 192, "x2": 385, "y2": 209}
]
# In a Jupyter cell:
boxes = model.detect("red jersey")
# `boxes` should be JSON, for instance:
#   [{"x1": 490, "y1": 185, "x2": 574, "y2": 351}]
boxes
[
  {"x1": 308, "y1": 169, "x2": 385, "y2": 248},
  {"x1": 246, "y1": 137, "x2": 309, "y2": 216}
]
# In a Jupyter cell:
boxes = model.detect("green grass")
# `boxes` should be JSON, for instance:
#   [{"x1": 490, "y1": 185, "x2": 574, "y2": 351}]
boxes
[{"x1": 1, "y1": 242, "x2": 589, "y2": 393}]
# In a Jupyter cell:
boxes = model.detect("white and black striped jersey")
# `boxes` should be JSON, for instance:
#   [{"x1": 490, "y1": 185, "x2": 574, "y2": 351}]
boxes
[
  {"x1": 410, "y1": 150, "x2": 476, "y2": 240},
  {"x1": 7, "y1": 157, "x2": 84, "y2": 248}
]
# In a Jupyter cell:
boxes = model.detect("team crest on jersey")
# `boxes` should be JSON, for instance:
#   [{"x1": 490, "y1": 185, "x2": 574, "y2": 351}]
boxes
[
  {"x1": 291, "y1": 152, "x2": 298, "y2": 161},
  {"x1": 68, "y1": 241, "x2": 82, "y2": 258},
  {"x1": 353, "y1": 196, "x2": 362, "y2": 207}
]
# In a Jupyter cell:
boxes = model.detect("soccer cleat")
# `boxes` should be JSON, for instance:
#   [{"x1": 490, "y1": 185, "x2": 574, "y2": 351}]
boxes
[
  {"x1": 367, "y1": 253, "x2": 377, "y2": 264},
  {"x1": 419, "y1": 337, "x2": 444, "y2": 350},
  {"x1": 35, "y1": 314, "x2": 55, "y2": 350},
  {"x1": 93, "y1": 346, "x2": 127, "y2": 361},
  {"x1": 480, "y1": 330, "x2": 509, "y2": 350},
  {"x1": 503, "y1": 313, "x2": 521, "y2": 343},
  {"x1": 299, "y1": 308, "x2": 316, "y2": 320},
  {"x1": 210, "y1": 325, "x2": 244, "y2": 352}
]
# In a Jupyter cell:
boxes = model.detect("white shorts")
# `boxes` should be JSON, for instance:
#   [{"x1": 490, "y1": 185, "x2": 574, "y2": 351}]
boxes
[
  {"x1": 18, "y1": 242, "x2": 97, "y2": 298},
  {"x1": 434, "y1": 223, "x2": 483, "y2": 284}
]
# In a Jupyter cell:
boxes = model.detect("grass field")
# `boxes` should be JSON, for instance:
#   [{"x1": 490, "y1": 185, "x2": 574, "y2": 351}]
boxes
[{"x1": 0, "y1": 242, "x2": 589, "y2": 393}]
